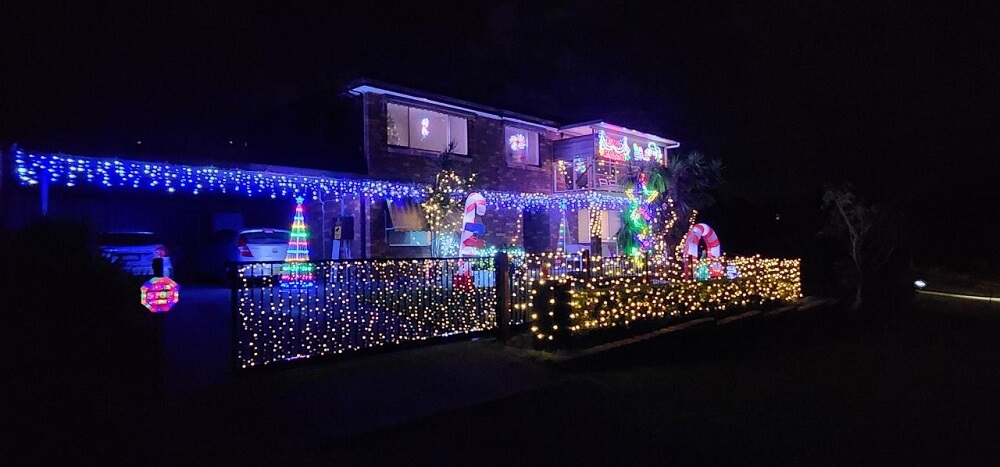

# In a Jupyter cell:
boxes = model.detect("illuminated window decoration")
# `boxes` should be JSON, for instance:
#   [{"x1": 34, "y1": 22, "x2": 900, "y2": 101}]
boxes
[
  {"x1": 507, "y1": 133, "x2": 528, "y2": 164},
  {"x1": 631, "y1": 142, "x2": 665, "y2": 164},
  {"x1": 140, "y1": 276, "x2": 180, "y2": 313},
  {"x1": 280, "y1": 197, "x2": 316, "y2": 288},
  {"x1": 455, "y1": 192, "x2": 487, "y2": 289},
  {"x1": 597, "y1": 130, "x2": 630, "y2": 162},
  {"x1": 420, "y1": 117, "x2": 430, "y2": 140},
  {"x1": 13, "y1": 149, "x2": 634, "y2": 212},
  {"x1": 509, "y1": 133, "x2": 527, "y2": 152}
]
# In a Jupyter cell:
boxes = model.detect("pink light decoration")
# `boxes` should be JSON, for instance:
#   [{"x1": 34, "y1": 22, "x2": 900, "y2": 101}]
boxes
[
  {"x1": 597, "y1": 130, "x2": 630, "y2": 162},
  {"x1": 140, "y1": 276, "x2": 180, "y2": 312}
]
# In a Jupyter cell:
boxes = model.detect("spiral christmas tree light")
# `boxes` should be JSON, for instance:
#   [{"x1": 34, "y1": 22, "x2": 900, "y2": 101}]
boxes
[{"x1": 280, "y1": 196, "x2": 316, "y2": 288}]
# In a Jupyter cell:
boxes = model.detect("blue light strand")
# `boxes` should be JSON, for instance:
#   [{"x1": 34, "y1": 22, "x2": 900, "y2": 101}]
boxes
[{"x1": 13, "y1": 149, "x2": 630, "y2": 210}]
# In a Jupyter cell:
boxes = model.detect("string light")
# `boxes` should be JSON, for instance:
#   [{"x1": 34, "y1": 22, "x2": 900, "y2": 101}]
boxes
[
  {"x1": 235, "y1": 258, "x2": 501, "y2": 368},
  {"x1": 13, "y1": 149, "x2": 631, "y2": 211},
  {"x1": 529, "y1": 254, "x2": 801, "y2": 341}
]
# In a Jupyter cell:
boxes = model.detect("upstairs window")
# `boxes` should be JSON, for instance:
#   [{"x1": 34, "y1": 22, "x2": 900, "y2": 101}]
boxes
[
  {"x1": 386, "y1": 102, "x2": 468, "y2": 155},
  {"x1": 504, "y1": 126, "x2": 539, "y2": 166}
]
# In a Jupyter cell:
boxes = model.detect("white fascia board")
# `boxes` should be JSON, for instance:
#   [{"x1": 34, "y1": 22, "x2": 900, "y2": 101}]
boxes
[
  {"x1": 562, "y1": 121, "x2": 681, "y2": 148},
  {"x1": 349, "y1": 85, "x2": 558, "y2": 132}
]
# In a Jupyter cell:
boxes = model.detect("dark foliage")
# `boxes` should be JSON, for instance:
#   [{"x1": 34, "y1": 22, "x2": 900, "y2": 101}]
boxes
[
  {"x1": 1, "y1": 219, "x2": 162, "y2": 462},
  {"x1": 821, "y1": 183, "x2": 913, "y2": 314}
]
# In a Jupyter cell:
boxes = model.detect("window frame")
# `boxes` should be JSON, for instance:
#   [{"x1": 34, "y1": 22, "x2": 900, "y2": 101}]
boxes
[
  {"x1": 384, "y1": 99, "x2": 470, "y2": 157},
  {"x1": 503, "y1": 125, "x2": 541, "y2": 168}
]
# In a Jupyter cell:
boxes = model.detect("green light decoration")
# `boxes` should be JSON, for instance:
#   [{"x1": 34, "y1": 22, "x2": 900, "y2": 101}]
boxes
[
  {"x1": 616, "y1": 170, "x2": 666, "y2": 257},
  {"x1": 280, "y1": 196, "x2": 316, "y2": 288}
]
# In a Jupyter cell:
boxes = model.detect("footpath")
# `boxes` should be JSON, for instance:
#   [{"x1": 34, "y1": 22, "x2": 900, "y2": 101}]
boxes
[{"x1": 112, "y1": 295, "x2": 831, "y2": 463}]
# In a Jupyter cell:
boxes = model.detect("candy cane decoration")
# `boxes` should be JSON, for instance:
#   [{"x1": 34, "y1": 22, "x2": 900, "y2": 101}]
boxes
[
  {"x1": 457, "y1": 192, "x2": 486, "y2": 276},
  {"x1": 684, "y1": 223, "x2": 721, "y2": 259}
]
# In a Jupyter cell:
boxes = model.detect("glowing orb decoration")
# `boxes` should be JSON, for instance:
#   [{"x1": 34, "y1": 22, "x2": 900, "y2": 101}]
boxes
[{"x1": 141, "y1": 277, "x2": 179, "y2": 313}]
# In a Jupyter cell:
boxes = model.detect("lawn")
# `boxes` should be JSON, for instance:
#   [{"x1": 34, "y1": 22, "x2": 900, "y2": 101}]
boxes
[{"x1": 320, "y1": 295, "x2": 1000, "y2": 464}]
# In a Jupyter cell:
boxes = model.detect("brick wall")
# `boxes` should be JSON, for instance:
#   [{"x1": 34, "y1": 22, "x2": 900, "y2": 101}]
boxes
[
  {"x1": 359, "y1": 92, "x2": 563, "y2": 258},
  {"x1": 309, "y1": 195, "x2": 364, "y2": 260},
  {"x1": 362, "y1": 93, "x2": 556, "y2": 194}
]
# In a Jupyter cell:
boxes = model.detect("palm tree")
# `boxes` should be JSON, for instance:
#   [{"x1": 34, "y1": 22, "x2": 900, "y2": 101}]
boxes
[{"x1": 615, "y1": 152, "x2": 724, "y2": 256}]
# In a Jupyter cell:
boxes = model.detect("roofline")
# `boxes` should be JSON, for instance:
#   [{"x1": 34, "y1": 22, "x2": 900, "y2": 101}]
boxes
[
  {"x1": 347, "y1": 79, "x2": 560, "y2": 132},
  {"x1": 560, "y1": 121, "x2": 681, "y2": 148}
]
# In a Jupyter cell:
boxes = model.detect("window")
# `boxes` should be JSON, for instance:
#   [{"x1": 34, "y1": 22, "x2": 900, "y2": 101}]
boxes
[
  {"x1": 576, "y1": 210, "x2": 621, "y2": 243},
  {"x1": 504, "y1": 126, "x2": 539, "y2": 166},
  {"x1": 386, "y1": 102, "x2": 468, "y2": 155}
]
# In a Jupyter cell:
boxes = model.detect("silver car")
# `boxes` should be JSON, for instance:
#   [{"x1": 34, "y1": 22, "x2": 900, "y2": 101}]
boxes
[
  {"x1": 234, "y1": 228, "x2": 290, "y2": 278},
  {"x1": 99, "y1": 231, "x2": 174, "y2": 278}
]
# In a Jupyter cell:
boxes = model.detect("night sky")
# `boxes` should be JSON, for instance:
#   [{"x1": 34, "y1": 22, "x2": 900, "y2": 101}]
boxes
[{"x1": 2, "y1": 1, "x2": 994, "y2": 206}]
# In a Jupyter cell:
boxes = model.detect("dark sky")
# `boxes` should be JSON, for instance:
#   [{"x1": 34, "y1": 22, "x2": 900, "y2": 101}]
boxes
[{"x1": 2, "y1": 1, "x2": 994, "y2": 204}]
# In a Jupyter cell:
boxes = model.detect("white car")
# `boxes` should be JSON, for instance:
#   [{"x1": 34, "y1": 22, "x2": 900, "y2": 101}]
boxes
[
  {"x1": 99, "y1": 231, "x2": 174, "y2": 278},
  {"x1": 234, "y1": 228, "x2": 290, "y2": 278}
]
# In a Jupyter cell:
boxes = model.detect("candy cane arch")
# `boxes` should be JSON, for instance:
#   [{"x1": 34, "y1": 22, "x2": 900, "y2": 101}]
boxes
[
  {"x1": 457, "y1": 192, "x2": 487, "y2": 276},
  {"x1": 684, "y1": 223, "x2": 721, "y2": 259}
]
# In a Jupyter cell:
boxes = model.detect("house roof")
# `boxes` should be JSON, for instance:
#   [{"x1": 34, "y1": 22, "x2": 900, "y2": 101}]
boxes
[
  {"x1": 347, "y1": 78, "x2": 561, "y2": 132},
  {"x1": 559, "y1": 121, "x2": 681, "y2": 148},
  {"x1": 348, "y1": 79, "x2": 681, "y2": 148}
]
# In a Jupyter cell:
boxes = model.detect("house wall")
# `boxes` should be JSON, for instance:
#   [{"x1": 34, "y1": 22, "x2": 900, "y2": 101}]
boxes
[
  {"x1": 312, "y1": 195, "x2": 364, "y2": 260},
  {"x1": 361, "y1": 93, "x2": 557, "y2": 192},
  {"x1": 358, "y1": 92, "x2": 562, "y2": 258}
]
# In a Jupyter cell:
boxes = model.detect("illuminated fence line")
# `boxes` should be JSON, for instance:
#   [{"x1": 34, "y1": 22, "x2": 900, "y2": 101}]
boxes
[
  {"x1": 235, "y1": 252, "x2": 645, "y2": 368},
  {"x1": 235, "y1": 257, "x2": 505, "y2": 368},
  {"x1": 234, "y1": 253, "x2": 801, "y2": 367},
  {"x1": 529, "y1": 255, "x2": 802, "y2": 347}
]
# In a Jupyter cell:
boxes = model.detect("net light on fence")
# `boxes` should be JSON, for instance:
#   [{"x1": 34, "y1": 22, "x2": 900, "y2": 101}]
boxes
[{"x1": 529, "y1": 255, "x2": 802, "y2": 341}]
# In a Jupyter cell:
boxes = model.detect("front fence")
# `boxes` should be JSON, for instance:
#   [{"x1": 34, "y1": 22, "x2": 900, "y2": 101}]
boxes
[
  {"x1": 530, "y1": 255, "x2": 803, "y2": 349},
  {"x1": 233, "y1": 252, "x2": 801, "y2": 368},
  {"x1": 233, "y1": 257, "x2": 502, "y2": 369}
]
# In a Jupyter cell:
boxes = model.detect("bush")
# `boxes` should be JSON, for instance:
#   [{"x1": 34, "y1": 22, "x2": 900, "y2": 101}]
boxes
[{"x1": 1, "y1": 219, "x2": 161, "y2": 461}]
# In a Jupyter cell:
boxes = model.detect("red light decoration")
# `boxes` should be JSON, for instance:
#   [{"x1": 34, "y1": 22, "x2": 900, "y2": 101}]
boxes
[{"x1": 597, "y1": 130, "x2": 630, "y2": 162}]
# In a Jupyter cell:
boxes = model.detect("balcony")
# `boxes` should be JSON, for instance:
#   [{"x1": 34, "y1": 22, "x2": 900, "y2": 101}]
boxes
[{"x1": 552, "y1": 122, "x2": 679, "y2": 194}]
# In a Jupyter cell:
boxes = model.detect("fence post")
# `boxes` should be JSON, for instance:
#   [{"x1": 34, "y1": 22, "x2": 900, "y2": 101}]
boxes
[
  {"x1": 582, "y1": 249, "x2": 591, "y2": 282},
  {"x1": 494, "y1": 252, "x2": 511, "y2": 344}
]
